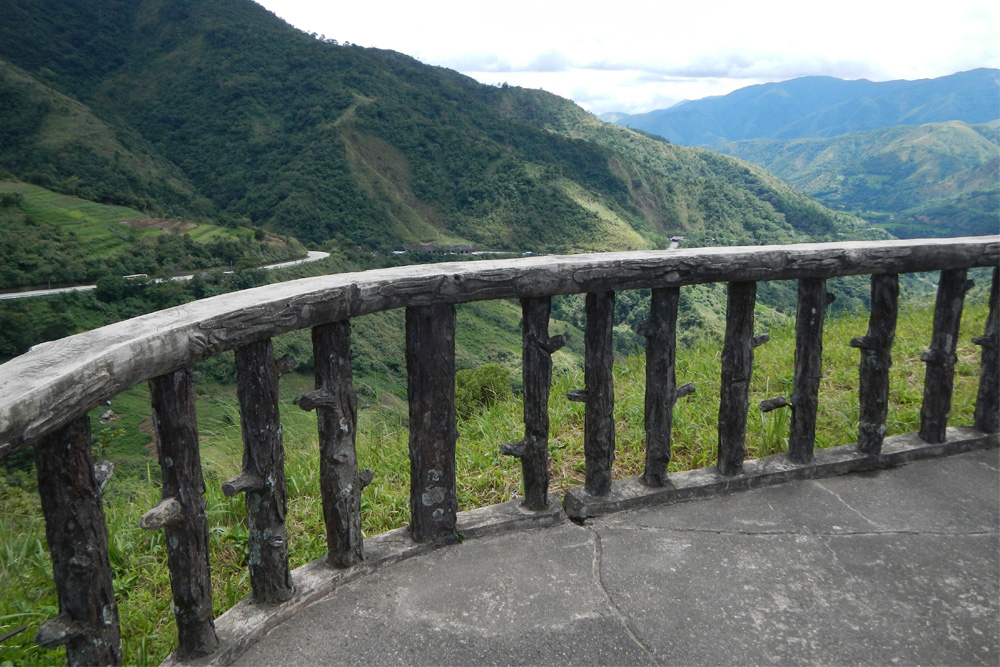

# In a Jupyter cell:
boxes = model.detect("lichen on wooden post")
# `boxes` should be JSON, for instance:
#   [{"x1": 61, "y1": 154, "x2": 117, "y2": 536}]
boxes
[
  {"x1": 233, "y1": 340, "x2": 293, "y2": 603},
  {"x1": 406, "y1": 304, "x2": 459, "y2": 544},
  {"x1": 788, "y1": 278, "x2": 829, "y2": 463},
  {"x1": 583, "y1": 291, "x2": 616, "y2": 496},
  {"x1": 973, "y1": 267, "x2": 999, "y2": 434},
  {"x1": 851, "y1": 274, "x2": 899, "y2": 456},
  {"x1": 919, "y1": 269, "x2": 972, "y2": 443},
  {"x1": 501, "y1": 297, "x2": 564, "y2": 510},
  {"x1": 34, "y1": 415, "x2": 121, "y2": 666},
  {"x1": 147, "y1": 368, "x2": 218, "y2": 658},
  {"x1": 639, "y1": 287, "x2": 680, "y2": 487},
  {"x1": 307, "y1": 320, "x2": 370, "y2": 567},
  {"x1": 718, "y1": 281, "x2": 758, "y2": 476}
]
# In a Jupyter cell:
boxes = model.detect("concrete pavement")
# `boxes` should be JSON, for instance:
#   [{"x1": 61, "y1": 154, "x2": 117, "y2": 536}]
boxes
[{"x1": 229, "y1": 447, "x2": 999, "y2": 666}]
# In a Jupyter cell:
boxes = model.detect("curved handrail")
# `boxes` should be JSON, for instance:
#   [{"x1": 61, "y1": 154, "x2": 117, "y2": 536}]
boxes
[{"x1": 1, "y1": 236, "x2": 997, "y2": 458}]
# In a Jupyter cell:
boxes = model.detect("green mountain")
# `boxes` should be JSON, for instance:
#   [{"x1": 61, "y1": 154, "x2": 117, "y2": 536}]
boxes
[
  {"x1": 602, "y1": 70, "x2": 1000, "y2": 146},
  {"x1": 715, "y1": 120, "x2": 1000, "y2": 238},
  {"x1": 0, "y1": 0, "x2": 863, "y2": 254}
]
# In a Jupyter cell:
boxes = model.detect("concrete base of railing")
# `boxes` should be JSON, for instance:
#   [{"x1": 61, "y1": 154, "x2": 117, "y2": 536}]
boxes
[
  {"x1": 164, "y1": 427, "x2": 997, "y2": 666},
  {"x1": 162, "y1": 494, "x2": 564, "y2": 666},
  {"x1": 564, "y1": 426, "x2": 999, "y2": 519}
]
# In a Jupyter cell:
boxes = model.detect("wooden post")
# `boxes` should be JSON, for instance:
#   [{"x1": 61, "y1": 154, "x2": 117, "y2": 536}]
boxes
[
  {"x1": 718, "y1": 282, "x2": 757, "y2": 476},
  {"x1": 501, "y1": 298, "x2": 564, "y2": 510},
  {"x1": 583, "y1": 291, "x2": 616, "y2": 496},
  {"x1": 640, "y1": 287, "x2": 680, "y2": 487},
  {"x1": 919, "y1": 269, "x2": 971, "y2": 443},
  {"x1": 406, "y1": 304, "x2": 458, "y2": 544},
  {"x1": 33, "y1": 415, "x2": 121, "y2": 667},
  {"x1": 788, "y1": 279, "x2": 828, "y2": 463},
  {"x1": 304, "y1": 321, "x2": 371, "y2": 567},
  {"x1": 851, "y1": 274, "x2": 899, "y2": 456},
  {"x1": 146, "y1": 368, "x2": 218, "y2": 658},
  {"x1": 231, "y1": 340, "x2": 293, "y2": 603},
  {"x1": 974, "y1": 267, "x2": 999, "y2": 434}
]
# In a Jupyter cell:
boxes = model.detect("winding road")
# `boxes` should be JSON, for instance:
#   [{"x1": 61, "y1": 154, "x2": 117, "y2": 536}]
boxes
[{"x1": 0, "y1": 251, "x2": 330, "y2": 301}]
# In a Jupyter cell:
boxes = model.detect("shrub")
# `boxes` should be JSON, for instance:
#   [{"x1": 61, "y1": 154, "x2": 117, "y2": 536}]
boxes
[{"x1": 455, "y1": 363, "x2": 512, "y2": 419}]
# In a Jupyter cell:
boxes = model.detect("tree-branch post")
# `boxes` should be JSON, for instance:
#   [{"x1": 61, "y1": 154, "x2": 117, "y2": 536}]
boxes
[
  {"x1": 34, "y1": 415, "x2": 121, "y2": 666},
  {"x1": 147, "y1": 368, "x2": 218, "y2": 658},
  {"x1": 640, "y1": 287, "x2": 680, "y2": 487},
  {"x1": 919, "y1": 269, "x2": 971, "y2": 442},
  {"x1": 310, "y1": 320, "x2": 368, "y2": 567},
  {"x1": 583, "y1": 291, "x2": 616, "y2": 496},
  {"x1": 406, "y1": 304, "x2": 459, "y2": 544},
  {"x1": 788, "y1": 279, "x2": 828, "y2": 463},
  {"x1": 851, "y1": 274, "x2": 899, "y2": 456},
  {"x1": 718, "y1": 281, "x2": 757, "y2": 476},
  {"x1": 974, "y1": 267, "x2": 999, "y2": 433},
  {"x1": 234, "y1": 340, "x2": 293, "y2": 603}
]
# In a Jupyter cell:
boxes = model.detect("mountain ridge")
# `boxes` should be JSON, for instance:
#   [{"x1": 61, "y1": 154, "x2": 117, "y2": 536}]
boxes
[
  {"x1": 0, "y1": 0, "x2": 865, "y2": 254},
  {"x1": 602, "y1": 70, "x2": 1000, "y2": 146},
  {"x1": 715, "y1": 120, "x2": 999, "y2": 237}
]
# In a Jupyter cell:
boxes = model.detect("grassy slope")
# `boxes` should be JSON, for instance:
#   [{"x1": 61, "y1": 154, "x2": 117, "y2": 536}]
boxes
[
  {"x1": 0, "y1": 291, "x2": 991, "y2": 664},
  {"x1": 0, "y1": 179, "x2": 306, "y2": 290}
]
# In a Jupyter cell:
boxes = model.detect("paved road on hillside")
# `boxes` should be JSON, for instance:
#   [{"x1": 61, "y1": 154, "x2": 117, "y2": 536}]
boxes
[{"x1": 0, "y1": 251, "x2": 330, "y2": 301}]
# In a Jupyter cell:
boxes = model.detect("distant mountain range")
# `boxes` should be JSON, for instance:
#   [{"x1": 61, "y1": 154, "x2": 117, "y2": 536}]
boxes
[
  {"x1": 602, "y1": 71, "x2": 1000, "y2": 238},
  {"x1": 601, "y1": 70, "x2": 1000, "y2": 146},
  {"x1": 715, "y1": 120, "x2": 999, "y2": 238}
]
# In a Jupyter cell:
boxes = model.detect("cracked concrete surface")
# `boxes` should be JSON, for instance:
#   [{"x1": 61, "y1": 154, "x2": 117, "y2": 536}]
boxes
[{"x1": 232, "y1": 448, "x2": 998, "y2": 666}]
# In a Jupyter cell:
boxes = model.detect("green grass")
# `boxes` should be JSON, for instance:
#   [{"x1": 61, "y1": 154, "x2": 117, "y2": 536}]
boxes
[
  {"x1": 0, "y1": 295, "x2": 991, "y2": 665},
  {"x1": 0, "y1": 179, "x2": 276, "y2": 262}
]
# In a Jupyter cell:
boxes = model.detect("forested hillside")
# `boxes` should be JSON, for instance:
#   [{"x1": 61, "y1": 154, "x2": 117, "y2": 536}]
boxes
[
  {"x1": 715, "y1": 120, "x2": 1000, "y2": 238},
  {"x1": 0, "y1": 0, "x2": 863, "y2": 254}
]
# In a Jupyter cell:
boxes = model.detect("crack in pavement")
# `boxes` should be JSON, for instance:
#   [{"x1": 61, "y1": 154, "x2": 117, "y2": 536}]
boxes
[
  {"x1": 598, "y1": 524, "x2": 997, "y2": 537},
  {"x1": 813, "y1": 479, "x2": 887, "y2": 530},
  {"x1": 584, "y1": 525, "x2": 659, "y2": 665}
]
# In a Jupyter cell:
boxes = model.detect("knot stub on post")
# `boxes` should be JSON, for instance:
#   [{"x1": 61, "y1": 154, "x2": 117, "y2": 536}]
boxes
[
  {"x1": 35, "y1": 614, "x2": 85, "y2": 648},
  {"x1": 222, "y1": 471, "x2": 266, "y2": 497},
  {"x1": 567, "y1": 389, "x2": 588, "y2": 403},
  {"x1": 540, "y1": 334, "x2": 567, "y2": 355},
  {"x1": 297, "y1": 390, "x2": 337, "y2": 411},
  {"x1": 760, "y1": 396, "x2": 790, "y2": 413},
  {"x1": 500, "y1": 438, "x2": 529, "y2": 458},
  {"x1": 674, "y1": 382, "x2": 696, "y2": 402},
  {"x1": 139, "y1": 497, "x2": 184, "y2": 530}
]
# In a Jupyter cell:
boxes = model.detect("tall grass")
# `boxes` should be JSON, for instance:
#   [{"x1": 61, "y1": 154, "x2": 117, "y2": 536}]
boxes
[{"x1": 0, "y1": 297, "x2": 990, "y2": 665}]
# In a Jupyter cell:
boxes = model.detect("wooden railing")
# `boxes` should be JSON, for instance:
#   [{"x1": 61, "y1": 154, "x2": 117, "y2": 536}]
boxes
[{"x1": 0, "y1": 237, "x2": 997, "y2": 665}]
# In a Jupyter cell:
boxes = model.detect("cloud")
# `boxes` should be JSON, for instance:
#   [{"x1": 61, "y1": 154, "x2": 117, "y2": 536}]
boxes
[{"x1": 258, "y1": 0, "x2": 1000, "y2": 114}]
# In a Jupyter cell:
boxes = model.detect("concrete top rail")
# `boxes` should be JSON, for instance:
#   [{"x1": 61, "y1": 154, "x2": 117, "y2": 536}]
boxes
[{"x1": 1, "y1": 236, "x2": 997, "y2": 458}]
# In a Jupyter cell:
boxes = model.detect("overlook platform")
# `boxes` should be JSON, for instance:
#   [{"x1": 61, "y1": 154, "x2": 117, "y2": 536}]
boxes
[{"x1": 228, "y1": 446, "x2": 999, "y2": 666}]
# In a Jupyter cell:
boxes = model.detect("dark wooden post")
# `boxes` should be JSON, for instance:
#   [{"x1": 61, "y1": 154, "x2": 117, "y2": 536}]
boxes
[
  {"x1": 300, "y1": 321, "x2": 372, "y2": 567},
  {"x1": 718, "y1": 281, "x2": 759, "y2": 476},
  {"x1": 639, "y1": 287, "x2": 681, "y2": 487},
  {"x1": 501, "y1": 297, "x2": 565, "y2": 510},
  {"x1": 582, "y1": 291, "x2": 616, "y2": 496},
  {"x1": 788, "y1": 279, "x2": 829, "y2": 463},
  {"x1": 144, "y1": 368, "x2": 218, "y2": 658},
  {"x1": 406, "y1": 304, "x2": 459, "y2": 544},
  {"x1": 974, "y1": 267, "x2": 999, "y2": 434},
  {"x1": 919, "y1": 269, "x2": 972, "y2": 443},
  {"x1": 227, "y1": 340, "x2": 293, "y2": 603},
  {"x1": 851, "y1": 274, "x2": 899, "y2": 456},
  {"x1": 33, "y1": 415, "x2": 121, "y2": 667}
]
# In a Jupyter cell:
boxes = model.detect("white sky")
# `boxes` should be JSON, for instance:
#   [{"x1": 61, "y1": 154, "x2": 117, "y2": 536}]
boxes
[{"x1": 255, "y1": 0, "x2": 1000, "y2": 115}]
